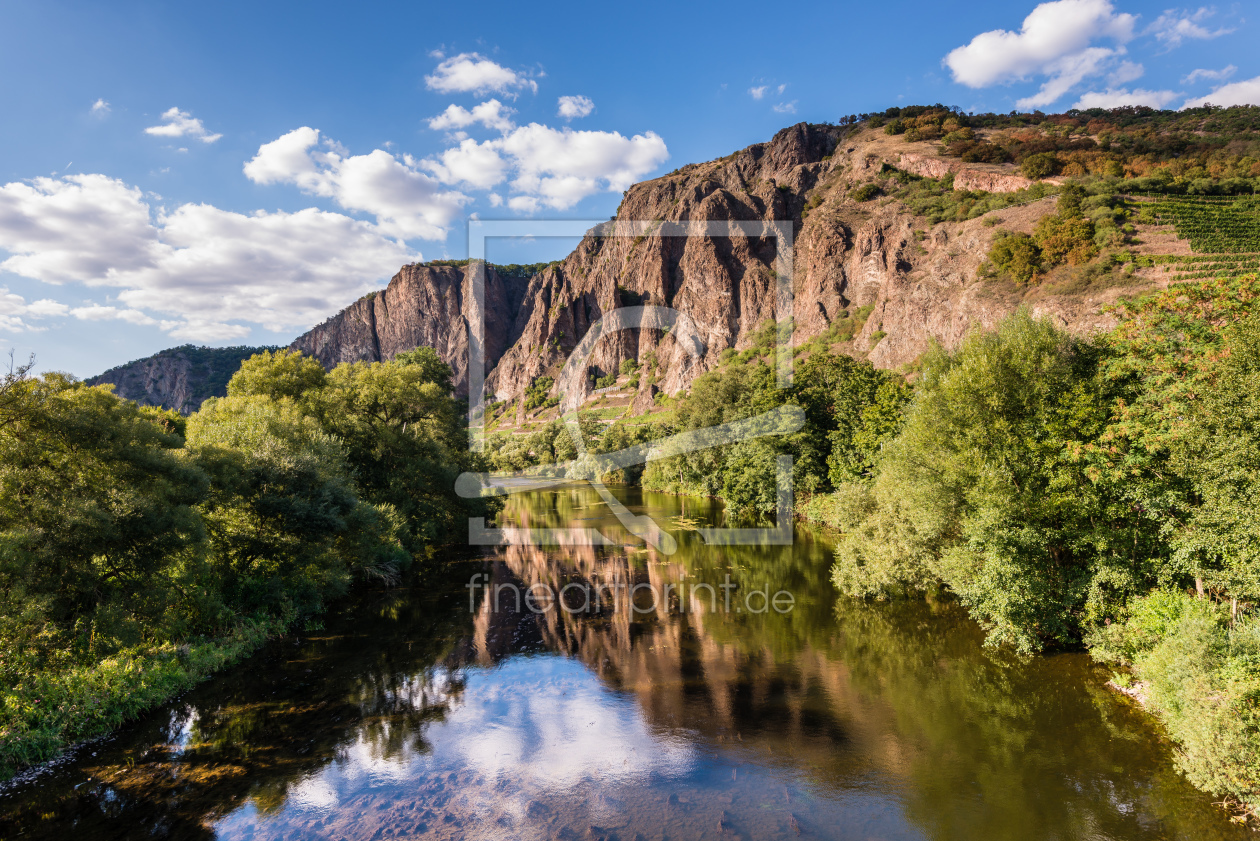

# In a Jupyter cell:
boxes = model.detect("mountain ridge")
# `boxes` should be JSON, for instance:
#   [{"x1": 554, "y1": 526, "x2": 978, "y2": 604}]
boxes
[{"x1": 93, "y1": 105, "x2": 1260, "y2": 413}]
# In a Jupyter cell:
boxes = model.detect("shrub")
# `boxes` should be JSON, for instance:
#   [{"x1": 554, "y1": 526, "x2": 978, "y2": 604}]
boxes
[
  {"x1": 1035, "y1": 210, "x2": 1098, "y2": 265},
  {"x1": 524, "y1": 376, "x2": 556, "y2": 411},
  {"x1": 987, "y1": 232, "x2": 1043, "y2": 284},
  {"x1": 1021, "y1": 152, "x2": 1059, "y2": 179},
  {"x1": 831, "y1": 310, "x2": 1145, "y2": 652},
  {"x1": 1089, "y1": 590, "x2": 1260, "y2": 818},
  {"x1": 852, "y1": 184, "x2": 881, "y2": 202}
]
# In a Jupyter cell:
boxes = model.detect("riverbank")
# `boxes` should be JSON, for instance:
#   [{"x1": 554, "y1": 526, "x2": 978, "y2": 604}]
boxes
[
  {"x1": 0, "y1": 616, "x2": 286, "y2": 782},
  {"x1": 1092, "y1": 591, "x2": 1260, "y2": 824},
  {"x1": 796, "y1": 487, "x2": 1260, "y2": 825},
  {"x1": 0, "y1": 483, "x2": 1244, "y2": 841},
  {"x1": 0, "y1": 350, "x2": 489, "y2": 786}
]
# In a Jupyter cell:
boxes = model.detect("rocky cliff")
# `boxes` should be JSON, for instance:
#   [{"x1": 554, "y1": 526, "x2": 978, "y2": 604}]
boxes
[
  {"x1": 86, "y1": 345, "x2": 273, "y2": 413},
  {"x1": 896, "y1": 151, "x2": 1065, "y2": 193},
  {"x1": 107, "y1": 120, "x2": 1158, "y2": 417},
  {"x1": 289, "y1": 263, "x2": 530, "y2": 396},
  {"x1": 473, "y1": 123, "x2": 1140, "y2": 409}
]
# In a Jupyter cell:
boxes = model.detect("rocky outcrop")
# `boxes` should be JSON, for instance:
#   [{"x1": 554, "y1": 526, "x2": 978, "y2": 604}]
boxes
[
  {"x1": 102, "y1": 122, "x2": 1155, "y2": 419},
  {"x1": 86, "y1": 345, "x2": 271, "y2": 413},
  {"x1": 292, "y1": 123, "x2": 1147, "y2": 412},
  {"x1": 477, "y1": 123, "x2": 1134, "y2": 410},
  {"x1": 289, "y1": 264, "x2": 530, "y2": 396},
  {"x1": 484, "y1": 123, "x2": 848, "y2": 405},
  {"x1": 897, "y1": 151, "x2": 1063, "y2": 193},
  {"x1": 897, "y1": 152, "x2": 956, "y2": 180}
]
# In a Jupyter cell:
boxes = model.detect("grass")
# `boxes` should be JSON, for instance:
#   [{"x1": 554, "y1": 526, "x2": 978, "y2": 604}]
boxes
[{"x1": 0, "y1": 616, "x2": 285, "y2": 780}]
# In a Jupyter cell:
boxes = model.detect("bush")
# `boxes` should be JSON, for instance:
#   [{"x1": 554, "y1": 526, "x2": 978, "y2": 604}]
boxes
[
  {"x1": 852, "y1": 184, "x2": 881, "y2": 202},
  {"x1": 1035, "y1": 208, "x2": 1098, "y2": 265},
  {"x1": 1172, "y1": 312, "x2": 1260, "y2": 600},
  {"x1": 524, "y1": 376, "x2": 556, "y2": 411},
  {"x1": 1089, "y1": 590, "x2": 1260, "y2": 818},
  {"x1": 1021, "y1": 152, "x2": 1059, "y2": 179},
  {"x1": 987, "y1": 232, "x2": 1042, "y2": 284},
  {"x1": 831, "y1": 310, "x2": 1153, "y2": 652}
]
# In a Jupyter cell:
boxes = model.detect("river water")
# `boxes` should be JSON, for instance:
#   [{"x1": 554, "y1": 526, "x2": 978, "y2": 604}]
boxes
[{"x1": 0, "y1": 485, "x2": 1246, "y2": 840}]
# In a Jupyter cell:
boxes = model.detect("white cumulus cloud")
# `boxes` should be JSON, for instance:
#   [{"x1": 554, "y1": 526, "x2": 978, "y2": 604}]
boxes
[
  {"x1": 557, "y1": 95, "x2": 594, "y2": 120},
  {"x1": 1182, "y1": 75, "x2": 1260, "y2": 109},
  {"x1": 1147, "y1": 7, "x2": 1234, "y2": 50},
  {"x1": 497, "y1": 124, "x2": 669, "y2": 210},
  {"x1": 428, "y1": 99, "x2": 516, "y2": 132},
  {"x1": 1183, "y1": 64, "x2": 1237, "y2": 85},
  {"x1": 772, "y1": 101, "x2": 798, "y2": 114},
  {"x1": 425, "y1": 52, "x2": 537, "y2": 96},
  {"x1": 419, "y1": 123, "x2": 669, "y2": 210},
  {"x1": 944, "y1": 0, "x2": 1136, "y2": 108},
  {"x1": 0, "y1": 174, "x2": 161, "y2": 283},
  {"x1": 422, "y1": 138, "x2": 509, "y2": 190},
  {"x1": 0, "y1": 173, "x2": 417, "y2": 341},
  {"x1": 90, "y1": 99, "x2": 110, "y2": 116},
  {"x1": 0, "y1": 288, "x2": 69, "y2": 333},
  {"x1": 1072, "y1": 87, "x2": 1180, "y2": 109},
  {"x1": 144, "y1": 107, "x2": 222, "y2": 143},
  {"x1": 748, "y1": 84, "x2": 786, "y2": 101},
  {"x1": 1109, "y1": 60, "x2": 1145, "y2": 86},
  {"x1": 70, "y1": 305, "x2": 157, "y2": 325},
  {"x1": 244, "y1": 127, "x2": 468, "y2": 240}
]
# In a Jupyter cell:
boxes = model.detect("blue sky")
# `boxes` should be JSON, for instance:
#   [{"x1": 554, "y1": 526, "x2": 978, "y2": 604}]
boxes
[{"x1": 0, "y1": 0, "x2": 1256, "y2": 376}]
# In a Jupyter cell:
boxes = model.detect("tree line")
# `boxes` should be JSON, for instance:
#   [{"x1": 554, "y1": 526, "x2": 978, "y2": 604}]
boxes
[{"x1": 0, "y1": 348, "x2": 488, "y2": 778}]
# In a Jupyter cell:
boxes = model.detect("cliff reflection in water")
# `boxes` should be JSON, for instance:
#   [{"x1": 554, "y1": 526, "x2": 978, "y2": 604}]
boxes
[
  {"x1": 484, "y1": 486, "x2": 1235, "y2": 841},
  {"x1": 0, "y1": 484, "x2": 1247, "y2": 840}
]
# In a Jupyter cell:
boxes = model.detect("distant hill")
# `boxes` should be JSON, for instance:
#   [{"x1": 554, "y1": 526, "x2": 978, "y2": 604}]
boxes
[{"x1": 87, "y1": 345, "x2": 275, "y2": 413}]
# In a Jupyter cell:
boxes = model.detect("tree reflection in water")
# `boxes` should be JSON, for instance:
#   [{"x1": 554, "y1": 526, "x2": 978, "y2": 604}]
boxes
[{"x1": 0, "y1": 485, "x2": 1247, "y2": 841}]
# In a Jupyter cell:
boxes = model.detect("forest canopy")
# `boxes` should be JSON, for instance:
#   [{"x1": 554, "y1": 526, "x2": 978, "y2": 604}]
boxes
[{"x1": 0, "y1": 348, "x2": 489, "y2": 778}]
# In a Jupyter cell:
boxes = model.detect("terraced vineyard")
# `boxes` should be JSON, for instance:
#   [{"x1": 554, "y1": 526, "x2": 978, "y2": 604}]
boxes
[
  {"x1": 1155, "y1": 253, "x2": 1260, "y2": 280},
  {"x1": 1137, "y1": 195, "x2": 1260, "y2": 281},
  {"x1": 1141, "y1": 195, "x2": 1260, "y2": 253}
]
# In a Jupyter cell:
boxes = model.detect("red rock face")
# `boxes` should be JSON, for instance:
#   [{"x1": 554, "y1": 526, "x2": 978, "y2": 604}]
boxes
[
  {"x1": 289, "y1": 264, "x2": 528, "y2": 396},
  {"x1": 484, "y1": 123, "x2": 848, "y2": 405},
  {"x1": 897, "y1": 151, "x2": 1068, "y2": 193},
  {"x1": 290, "y1": 123, "x2": 1142, "y2": 410}
]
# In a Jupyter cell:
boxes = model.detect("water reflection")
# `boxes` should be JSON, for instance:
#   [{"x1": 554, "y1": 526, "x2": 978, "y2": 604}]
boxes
[{"x1": 0, "y1": 485, "x2": 1246, "y2": 840}]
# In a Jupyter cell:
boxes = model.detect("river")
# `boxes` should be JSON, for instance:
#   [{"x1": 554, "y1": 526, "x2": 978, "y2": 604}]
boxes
[{"x1": 0, "y1": 485, "x2": 1246, "y2": 840}]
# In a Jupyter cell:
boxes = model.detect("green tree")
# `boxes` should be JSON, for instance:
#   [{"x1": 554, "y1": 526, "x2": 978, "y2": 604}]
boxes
[
  {"x1": 833, "y1": 311, "x2": 1158, "y2": 651},
  {"x1": 227, "y1": 349, "x2": 327, "y2": 402},
  {"x1": 0, "y1": 377, "x2": 208, "y2": 647},
  {"x1": 1034, "y1": 187, "x2": 1098, "y2": 266},
  {"x1": 987, "y1": 233, "x2": 1042, "y2": 284},
  {"x1": 187, "y1": 394, "x2": 406, "y2": 623},
  {"x1": 316, "y1": 350, "x2": 476, "y2": 549},
  {"x1": 795, "y1": 352, "x2": 910, "y2": 486},
  {"x1": 1172, "y1": 312, "x2": 1260, "y2": 602},
  {"x1": 1020, "y1": 152, "x2": 1059, "y2": 179}
]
